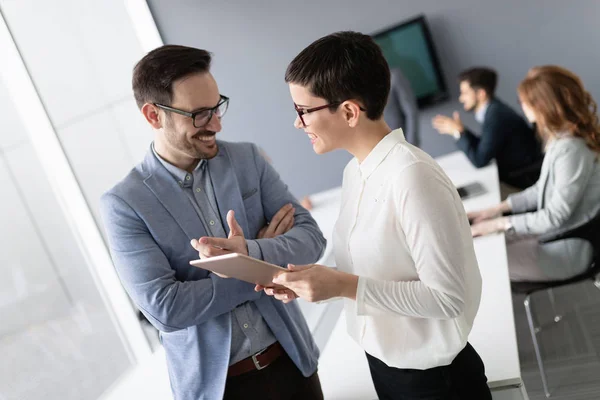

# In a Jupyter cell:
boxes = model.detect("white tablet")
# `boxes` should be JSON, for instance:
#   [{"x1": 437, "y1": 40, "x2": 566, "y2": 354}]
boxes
[{"x1": 189, "y1": 253, "x2": 287, "y2": 287}]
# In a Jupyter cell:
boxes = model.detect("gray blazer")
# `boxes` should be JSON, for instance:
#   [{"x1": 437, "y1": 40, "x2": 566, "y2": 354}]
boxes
[
  {"x1": 100, "y1": 141, "x2": 325, "y2": 400},
  {"x1": 383, "y1": 68, "x2": 419, "y2": 146},
  {"x1": 508, "y1": 136, "x2": 600, "y2": 279}
]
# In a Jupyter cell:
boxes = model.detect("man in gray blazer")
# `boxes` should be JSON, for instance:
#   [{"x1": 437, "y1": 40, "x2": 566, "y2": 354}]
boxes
[
  {"x1": 100, "y1": 45, "x2": 326, "y2": 400},
  {"x1": 383, "y1": 68, "x2": 420, "y2": 146}
]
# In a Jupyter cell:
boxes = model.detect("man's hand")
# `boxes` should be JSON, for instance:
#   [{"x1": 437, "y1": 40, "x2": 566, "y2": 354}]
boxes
[
  {"x1": 432, "y1": 111, "x2": 464, "y2": 136},
  {"x1": 257, "y1": 203, "x2": 295, "y2": 239},
  {"x1": 190, "y1": 210, "x2": 248, "y2": 262}
]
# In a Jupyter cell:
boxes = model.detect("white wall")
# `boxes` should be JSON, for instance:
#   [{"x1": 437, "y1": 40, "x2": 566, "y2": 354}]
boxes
[
  {"x1": 1, "y1": 0, "x2": 153, "y2": 229},
  {"x1": 0, "y1": 0, "x2": 152, "y2": 329},
  {"x1": 0, "y1": 0, "x2": 154, "y2": 398},
  {"x1": 148, "y1": 0, "x2": 600, "y2": 197}
]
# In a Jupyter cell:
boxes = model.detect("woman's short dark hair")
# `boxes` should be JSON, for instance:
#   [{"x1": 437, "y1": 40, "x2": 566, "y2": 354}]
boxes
[
  {"x1": 285, "y1": 31, "x2": 391, "y2": 120},
  {"x1": 132, "y1": 45, "x2": 212, "y2": 109}
]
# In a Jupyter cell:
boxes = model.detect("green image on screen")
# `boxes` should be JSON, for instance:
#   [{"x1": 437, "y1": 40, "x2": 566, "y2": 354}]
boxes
[{"x1": 374, "y1": 23, "x2": 440, "y2": 99}]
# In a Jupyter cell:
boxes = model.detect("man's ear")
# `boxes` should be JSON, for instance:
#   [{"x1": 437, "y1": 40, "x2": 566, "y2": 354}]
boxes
[
  {"x1": 476, "y1": 88, "x2": 490, "y2": 103},
  {"x1": 341, "y1": 100, "x2": 362, "y2": 128},
  {"x1": 141, "y1": 103, "x2": 163, "y2": 129}
]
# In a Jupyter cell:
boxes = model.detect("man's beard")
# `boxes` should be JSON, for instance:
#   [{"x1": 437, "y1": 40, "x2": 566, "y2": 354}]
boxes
[
  {"x1": 166, "y1": 128, "x2": 219, "y2": 160},
  {"x1": 190, "y1": 130, "x2": 218, "y2": 159},
  {"x1": 465, "y1": 101, "x2": 478, "y2": 113}
]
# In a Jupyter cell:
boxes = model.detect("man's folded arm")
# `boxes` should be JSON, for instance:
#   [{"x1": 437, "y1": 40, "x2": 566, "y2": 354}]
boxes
[
  {"x1": 249, "y1": 144, "x2": 327, "y2": 266},
  {"x1": 100, "y1": 193, "x2": 261, "y2": 332}
]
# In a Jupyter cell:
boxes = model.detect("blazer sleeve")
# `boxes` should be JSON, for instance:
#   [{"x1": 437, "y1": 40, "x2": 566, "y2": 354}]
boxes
[
  {"x1": 510, "y1": 143, "x2": 595, "y2": 235},
  {"x1": 456, "y1": 118, "x2": 504, "y2": 168},
  {"x1": 250, "y1": 144, "x2": 327, "y2": 266},
  {"x1": 100, "y1": 193, "x2": 262, "y2": 332},
  {"x1": 507, "y1": 180, "x2": 539, "y2": 213}
]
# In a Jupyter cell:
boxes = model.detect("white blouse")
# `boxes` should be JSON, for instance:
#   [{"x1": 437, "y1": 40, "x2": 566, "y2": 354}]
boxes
[{"x1": 333, "y1": 129, "x2": 482, "y2": 369}]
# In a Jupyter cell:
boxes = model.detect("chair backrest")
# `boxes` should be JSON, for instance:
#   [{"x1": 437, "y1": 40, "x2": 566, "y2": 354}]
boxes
[
  {"x1": 573, "y1": 213, "x2": 600, "y2": 264},
  {"x1": 567, "y1": 213, "x2": 598, "y2": 264},
  {"x1": 539, "y1": 211, "x2": 600, "y2": 266}
]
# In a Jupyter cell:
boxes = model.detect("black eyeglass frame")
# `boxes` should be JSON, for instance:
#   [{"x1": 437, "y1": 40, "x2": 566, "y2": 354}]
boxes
[
  {"x1": 294, "y1": 101, "x2": 366, "y2": 126},
  {"x1": 154, "y1": 95, "x2": 229, "y2": 128}
]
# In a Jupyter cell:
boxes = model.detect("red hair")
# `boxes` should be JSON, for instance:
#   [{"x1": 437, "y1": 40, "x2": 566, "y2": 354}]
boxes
[{"x1": 518, "y1": 65, "x2": 600, "y2": 152}]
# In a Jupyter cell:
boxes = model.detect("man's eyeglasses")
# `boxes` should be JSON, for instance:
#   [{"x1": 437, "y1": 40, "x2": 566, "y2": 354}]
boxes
[
  {"x1": 294, "y1": 101, "x2": 366, "y2": 127},
  {"x1": 154, "y1": 95, "x2": 229, "y2": 128}
]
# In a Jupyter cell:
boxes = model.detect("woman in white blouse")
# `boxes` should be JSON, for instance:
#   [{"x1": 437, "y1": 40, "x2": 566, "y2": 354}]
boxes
[
  {"x1": 469, "y1": 66, "x2": 600, "y2": 281},
  {"x1": 266, "y1": 31, "x2": 492, "y2": 399}
]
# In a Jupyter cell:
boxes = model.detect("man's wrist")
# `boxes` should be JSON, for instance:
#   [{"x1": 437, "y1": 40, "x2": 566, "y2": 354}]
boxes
[
  {"x1": 452, "y1": 124, "x2": 464, "y2": 139},
  {"x1": 244, "y1": 239, "x2": 256, "y2": 258}
]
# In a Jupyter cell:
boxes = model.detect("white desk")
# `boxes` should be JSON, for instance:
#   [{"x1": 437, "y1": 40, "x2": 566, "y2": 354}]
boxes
[{"x1": 314, "y1": 151, "x2": 528, "y2": 399}]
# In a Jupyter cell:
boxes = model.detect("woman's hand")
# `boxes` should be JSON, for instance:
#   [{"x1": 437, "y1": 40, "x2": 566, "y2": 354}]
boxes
[
  {"x1": 467, "y1": 206, "x2": 502, "y2": 224},
  {"x1": 271, "y1": 264, "x2": 358, "y2": 303},
  {"x1": 467, "y1": 200, "x2": 512, "y2": 224},
  {"x1": 471, "y1": 217, "x2": 509, "y2": 237},
  {"x1": 255, "y1": 283, "x2": 298, "y2": 304}
]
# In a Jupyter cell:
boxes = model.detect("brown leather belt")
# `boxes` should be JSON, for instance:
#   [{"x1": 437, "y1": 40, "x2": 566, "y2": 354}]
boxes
[{"x1": 227, "y1": 342, "x2": 284, "y2": 377}]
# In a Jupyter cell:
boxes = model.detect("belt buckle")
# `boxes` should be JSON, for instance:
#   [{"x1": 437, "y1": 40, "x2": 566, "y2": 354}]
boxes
[{"x1": 251, "y1": 348, "x2": 268, "y2": 371}]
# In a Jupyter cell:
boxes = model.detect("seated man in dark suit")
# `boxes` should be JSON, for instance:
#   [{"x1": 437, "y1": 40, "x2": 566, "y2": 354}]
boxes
[{"x1": 432, "y1": 67, "x2": 543, "y2": 193}]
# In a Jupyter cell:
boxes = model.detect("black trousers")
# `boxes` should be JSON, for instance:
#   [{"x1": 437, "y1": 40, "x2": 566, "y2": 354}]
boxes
[
  {"x1": 366, "y1": 343, "x2": 492, "y2": 400},
  {"x1": 223, "y1": 352, "x2": 323, "y2": 400}
]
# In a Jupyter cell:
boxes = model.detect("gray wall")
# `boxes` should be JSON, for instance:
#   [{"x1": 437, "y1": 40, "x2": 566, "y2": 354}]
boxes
[{"x1": 148, "y1": 0, "x2": 600, "y2": 198}]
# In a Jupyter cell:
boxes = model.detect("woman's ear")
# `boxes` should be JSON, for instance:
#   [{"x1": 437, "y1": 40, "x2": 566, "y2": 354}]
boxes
[
  {"x1": 141, "y1": 103, "x2": 163, "y2": 129},
  {"x1": 341, "y1": 100, "x2": 362, "y2": 128}
]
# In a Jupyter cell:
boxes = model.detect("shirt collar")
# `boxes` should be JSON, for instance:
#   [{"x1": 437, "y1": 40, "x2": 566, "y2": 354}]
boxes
[
  {"x1": 475, "y1": 100, "x2": 490, "y2": 124},
  {"x1": 358, "y1": 129, "x2": 405, "y2": 180},
  {"x1": 151, "y1": 142, "x2": 205, "y2": 187}
]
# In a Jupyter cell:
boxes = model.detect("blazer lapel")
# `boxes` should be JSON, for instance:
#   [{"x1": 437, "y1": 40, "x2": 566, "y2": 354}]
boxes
[
  {"x1": 142, "y1": 149, "x2": 207, "y2": 240},
  {"x1": 207, "y1": 145, "x2": 250, "y2": 238}
]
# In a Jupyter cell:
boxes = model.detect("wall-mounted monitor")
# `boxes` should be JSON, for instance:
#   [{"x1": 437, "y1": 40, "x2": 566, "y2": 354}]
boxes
[{"x1": 372, "y1": 15, "x2": 449, "y2": 109}]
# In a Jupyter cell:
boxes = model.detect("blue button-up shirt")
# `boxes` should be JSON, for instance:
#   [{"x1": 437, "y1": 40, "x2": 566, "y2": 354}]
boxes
[{"x1": 152, "y1": 145, "x2": 277, "y2": 365}]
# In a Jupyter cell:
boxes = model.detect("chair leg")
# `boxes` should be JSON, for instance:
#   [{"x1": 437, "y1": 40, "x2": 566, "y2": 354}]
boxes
[
  {"x1": 524, "y1": 294, "x2": 551, "y2": 398},
  {"x1": 547, "y1": 288, "x2": 562, "y2": 323}
]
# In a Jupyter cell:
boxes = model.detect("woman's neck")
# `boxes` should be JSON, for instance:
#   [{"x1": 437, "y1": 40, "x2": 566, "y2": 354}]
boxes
[{"x1": 345, "y1": 120, "x2": 393, "y2": 163}]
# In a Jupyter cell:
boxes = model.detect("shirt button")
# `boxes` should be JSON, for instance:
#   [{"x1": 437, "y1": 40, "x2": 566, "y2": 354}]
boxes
[
  {"x1": 185, "y1": 175, "x2": 191, "y2": 181},
  {"x1": 196, "y1": 188, "x2": 201, "y2": 193},
  {"x1": 243, "y1": 323, "x2": 249, "y2": 329},
  {"x1": 209, "y1": 220, "x2": 215, "y2": 226},
  {"x1": 178, "y1": 181, "x2": 183, "y2": 186}
]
